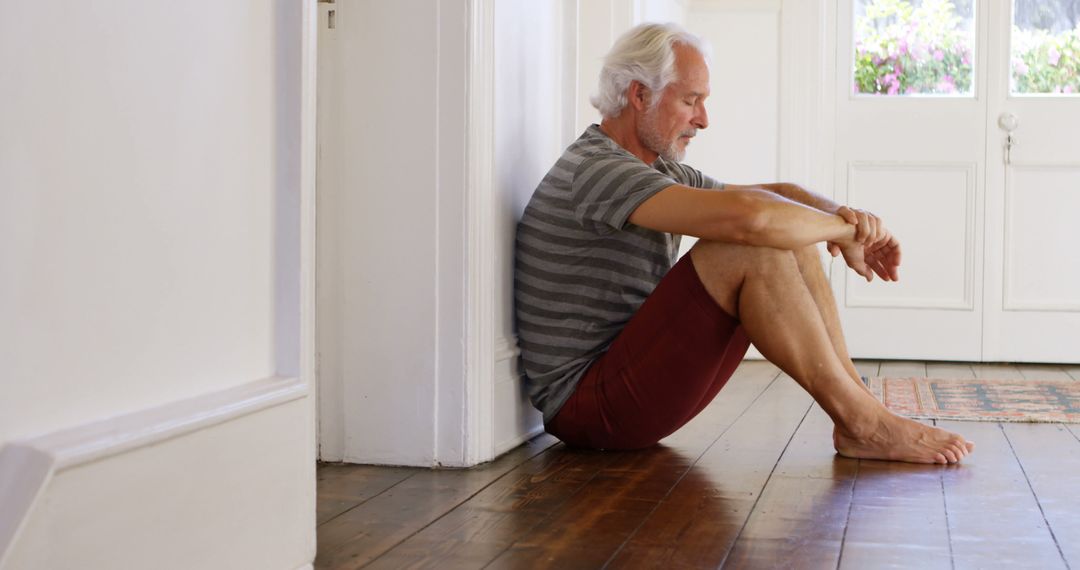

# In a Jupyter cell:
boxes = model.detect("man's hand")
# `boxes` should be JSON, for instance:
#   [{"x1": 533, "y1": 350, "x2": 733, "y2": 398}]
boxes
[
  {"x1": 833, "y1": 206, "x2": 884, "y2": 245},
  {"x1": 828, "y1": 209, "x2": 901, "y2": 282}
]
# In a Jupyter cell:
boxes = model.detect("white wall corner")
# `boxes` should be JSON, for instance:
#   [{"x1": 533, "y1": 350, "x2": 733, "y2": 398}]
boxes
[
  {"x1": 431, "y1": 0, "x2": 471, "y2": 469},
  {"x1": 460, "y1": 0, "x2": 498, "y2": 467}
]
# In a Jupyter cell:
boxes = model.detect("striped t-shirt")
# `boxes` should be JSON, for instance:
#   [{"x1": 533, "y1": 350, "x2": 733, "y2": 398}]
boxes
[{"x1": 514, "y1": 124, "x2": 724, "y2": 423}]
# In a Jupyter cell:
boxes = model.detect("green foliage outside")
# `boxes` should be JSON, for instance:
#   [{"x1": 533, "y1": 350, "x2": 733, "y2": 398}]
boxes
[
  {"x1": 854, "y1": 0, "x2": 1080, "y2": 95},
  {"x1": 854, "y1": 0, "x2": 973, "y2": 95},
  {"x1": 1012, "y1": 26, "x2": 1080, "y2": 94}
]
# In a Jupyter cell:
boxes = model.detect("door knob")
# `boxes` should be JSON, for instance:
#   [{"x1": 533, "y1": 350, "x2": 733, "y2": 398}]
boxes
[{"x1": 998, "y1": 112, "x2": 1019, "y2": 132}]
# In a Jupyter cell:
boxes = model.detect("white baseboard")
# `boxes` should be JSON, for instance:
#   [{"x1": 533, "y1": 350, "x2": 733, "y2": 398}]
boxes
[
  {"x1": 0, "y1": 376, "x2": 306, "y2": 568},
  {"x1": 493, "y1": 336, "x2": 544, "y2": 457}
]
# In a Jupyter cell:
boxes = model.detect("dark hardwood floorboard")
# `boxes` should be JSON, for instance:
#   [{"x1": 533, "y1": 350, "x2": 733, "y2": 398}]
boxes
[
  {"x1": 853, "y1": 359, "x2": 882, "y2": 379},
  {"x1": 604, "y1": 374, "x2": 814, "y2": 569},
  {"x1": 316, "y1": 464, "x2": 417, "y2": 526},
  {"x1": 838, "y1": 458, "x2": 953, "y2": 570},
  {"x1": 485, "y1": 362, "x2": 786, "y2": 569},
  {"x1": 719, "y1": 402, "x2": 857, "y2": 570},
  {"x1": 364, "y1": 444, "x2": 620, "y2": 570},
  {"x1": 315, "y1": 360, "x2": 1080, "y2": 569},
  {"x1": 1016, "y1": 364, "x2": 1075, "y2": 381},
  {"x1": 314, "y1": 433, "x2": 558, "y2": 569},
  {"x1": 969, "y1": 363, "x2": 1026, "y2": 380},
  {"x1": 365, "y1": 361, "x2": 781, "y2": 570},
  {"x1": 926, "y1": 362, "x2": 975, "y2": 378},
  {"x1": 879, "y1": 361, "x2": 927, "y2": 378},
  {"x1": 1002, "y1": 422, "x2": 1080, "y2": 567},
  {"x1": 939, "y1": 419, "x2": 1067, "y2": 570},
  {"x1": 838, "y1": 362, "x2": 971, "y2": 570}
]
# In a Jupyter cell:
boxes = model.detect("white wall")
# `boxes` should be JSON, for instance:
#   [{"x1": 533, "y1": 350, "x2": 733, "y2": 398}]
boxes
[
  {"x1": 682, "y1": 1, "x2": 781, "y2": 188},
  {"x1": 492, "y1": 0, "x2": 577, "y2": 455},
  {"x1": 637, "y1": 0, "x2": 689, "y2": 28},
  {"x1": 316, "y1": 0, "x2": 471, "y2": 466},
  {"x1": 0, "y1": 1, "x2": 315, "y2": 567},
  {"x1": 1, "y1": 3, "x2": 277, "y2": 445}
]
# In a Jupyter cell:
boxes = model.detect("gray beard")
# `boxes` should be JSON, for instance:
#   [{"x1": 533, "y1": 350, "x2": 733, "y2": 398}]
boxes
[{"x1": 638, "y1": 110, "x2": 685, "y2": 163}]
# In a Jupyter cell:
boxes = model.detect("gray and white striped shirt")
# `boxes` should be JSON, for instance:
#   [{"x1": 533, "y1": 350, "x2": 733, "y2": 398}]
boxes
[{"x1": 514, "y1": 125, "x2": 723, "y2": 422}]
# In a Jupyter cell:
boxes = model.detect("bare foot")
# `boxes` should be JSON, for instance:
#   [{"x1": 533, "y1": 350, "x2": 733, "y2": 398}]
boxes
[{"x1": 833, "y1": 412, "x2": 975, "y2": 464}]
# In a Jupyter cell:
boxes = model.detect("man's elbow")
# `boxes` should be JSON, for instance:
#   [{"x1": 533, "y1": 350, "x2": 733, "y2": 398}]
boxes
[{"x1": 737, "y1": 209, "x2": 771, "y2": 246}]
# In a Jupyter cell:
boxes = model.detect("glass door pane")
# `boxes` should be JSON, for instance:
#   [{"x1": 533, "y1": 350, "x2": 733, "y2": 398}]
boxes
[
  {"x1": 853, "y1": 0, "x2": 976, "y2": 96},
  {"x1": 1011, "y1": 0, "x2": 1080, "y2": 95}
]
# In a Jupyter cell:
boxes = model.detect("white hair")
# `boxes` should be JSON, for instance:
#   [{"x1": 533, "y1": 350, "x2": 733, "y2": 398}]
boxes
[{"x1": 590, "y1": 23, "x2": 710, "y2": 119}]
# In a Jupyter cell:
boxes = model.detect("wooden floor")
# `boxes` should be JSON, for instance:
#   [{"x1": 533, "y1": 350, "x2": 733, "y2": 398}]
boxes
[{"x1": 314, "y1": 360, "x2": 1080, "y2": 569}]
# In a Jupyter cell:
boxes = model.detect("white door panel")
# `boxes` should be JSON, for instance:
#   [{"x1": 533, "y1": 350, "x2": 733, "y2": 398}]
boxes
[
  {"x1": 1002, "y1": 167, "x2": 1080, "y2": 311},
  {"x1": 834, "y1": 0, "x2": 986, "y2": 360},
  {"x1": 836, "y1": 0, "x2": 1080, "y2": 363},
  {"x1": 983, "y1": 0, "x2": 1080, "y2": 363}
]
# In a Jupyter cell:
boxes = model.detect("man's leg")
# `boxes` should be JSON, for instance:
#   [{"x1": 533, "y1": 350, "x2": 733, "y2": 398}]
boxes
[
  {"x1": 792, "y1": 245, "x2": 872, "y2": 395},
  {"x1": 690, "y1": 241, "x2": 974, "y2": 464}
]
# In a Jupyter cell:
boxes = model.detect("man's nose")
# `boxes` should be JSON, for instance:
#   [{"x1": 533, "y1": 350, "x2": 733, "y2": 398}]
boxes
[{"x1": 694, "y1": 105, "x2": 708, "y2": 130}]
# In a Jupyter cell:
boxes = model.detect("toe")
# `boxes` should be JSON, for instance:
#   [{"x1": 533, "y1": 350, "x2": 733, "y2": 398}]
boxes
[{"x1": 942, "y1": 449, "x2": 958, "y2": 463}]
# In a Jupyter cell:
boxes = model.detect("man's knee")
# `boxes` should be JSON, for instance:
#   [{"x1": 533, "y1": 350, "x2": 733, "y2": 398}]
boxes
[
  {"x1": 793, "y1": 243, "x2": 827, "y2": 277},
  {"x1": 690, "y1": 239, "x2": 794, "y2": 270},
  {"x1": 692, "y1": 241, "x2": 802, "y2": 288}
]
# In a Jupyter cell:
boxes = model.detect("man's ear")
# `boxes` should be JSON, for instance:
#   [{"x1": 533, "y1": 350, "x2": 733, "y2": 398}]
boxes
[{"x1": 628, "y1": 80, "x2": 650, "y2": 112}]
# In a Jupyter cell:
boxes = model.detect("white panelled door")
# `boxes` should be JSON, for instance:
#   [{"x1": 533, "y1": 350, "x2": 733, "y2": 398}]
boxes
[
  {"x1": 833, "y1": 0, "x2": 1080, "y2": 363},
  {"x1": 983, "y1": 0, "x2": 1080, "y2": 363},
  {"x1": 834, "y1": 0, "x2": 986, "y2": 360}
]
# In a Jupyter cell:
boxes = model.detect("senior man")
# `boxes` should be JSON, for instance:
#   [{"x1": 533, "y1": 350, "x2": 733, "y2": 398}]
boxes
[{"x1": 514, "y1": 22, "x2": 974, "y2": 464}]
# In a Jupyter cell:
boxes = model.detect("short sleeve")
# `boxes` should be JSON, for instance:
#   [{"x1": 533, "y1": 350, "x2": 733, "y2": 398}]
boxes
[
  {"x1": 659, "y1": 159, "x2": 725, "y2": 190},
  {"x1": 570, "y1": 154, "x2": 678, "y2": 231}
]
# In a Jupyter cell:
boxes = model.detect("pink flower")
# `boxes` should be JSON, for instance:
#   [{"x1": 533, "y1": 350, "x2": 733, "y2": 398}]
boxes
[
  {"x1": 899, "y1": 38, "x2": 909, "y2": 55},
  {"x1": 888, "y1": 83, "x2": 900, "y2": 95},
  {"x1": 1049, "y1": 46, "x2": 1061, "y2": 66},
  {"x1": 1065, "y1": 85, "x2": 1075, "y2": 94},
  {"x1": 936, "y1": 75, "x2": 957, "y2": 93},
  {"x1": 934, "y1": 49, "x2": 945, "y2": 61},
  {"x1": 1014, "y1": 59, "x2": 1029, "y2": 76}
]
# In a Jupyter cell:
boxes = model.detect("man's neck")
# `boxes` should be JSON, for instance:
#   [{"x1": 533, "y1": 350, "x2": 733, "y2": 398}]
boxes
[{"x1": 598, "y1": 118, "x2": 658, "y2": 165}]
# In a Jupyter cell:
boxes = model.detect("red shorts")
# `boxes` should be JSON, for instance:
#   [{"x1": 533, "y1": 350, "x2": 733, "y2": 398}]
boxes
[{"x1": 545, "y1": 252, "x2": 750, "y2": 450}]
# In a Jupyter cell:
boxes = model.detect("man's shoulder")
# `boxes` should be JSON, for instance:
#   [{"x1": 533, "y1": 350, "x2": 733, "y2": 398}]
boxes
[{"x1": 562, "y1": 125, "x2": 623, "y2": 162}]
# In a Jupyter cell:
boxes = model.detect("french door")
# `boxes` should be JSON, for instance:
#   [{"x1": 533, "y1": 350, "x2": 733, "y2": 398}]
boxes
[{"x1": 833, "y1": 0, "x2": 1080, "y2": 363}]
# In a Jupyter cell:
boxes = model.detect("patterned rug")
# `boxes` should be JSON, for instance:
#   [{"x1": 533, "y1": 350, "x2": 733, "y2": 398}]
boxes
[{"x1": 863, "y1": 377, "x2": 1080, "y2": 423}]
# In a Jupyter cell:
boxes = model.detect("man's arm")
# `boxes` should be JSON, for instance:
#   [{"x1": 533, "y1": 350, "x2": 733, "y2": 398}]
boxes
[
  {"x1": 726, "y1": 182, "x2": 842, "y2": 214},
  {"x1": 628, "y1": 184, "x2": 857, "y2": 250},
  {"x1": 730, "y1": 182, "x2": 888, "y2": 247},
  {"x1": 628, "y1": 183, "x2": 898, "y2": 282}
]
